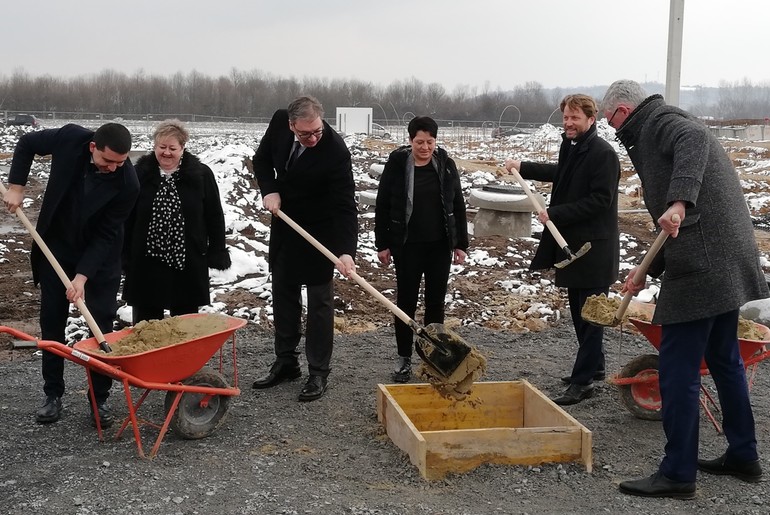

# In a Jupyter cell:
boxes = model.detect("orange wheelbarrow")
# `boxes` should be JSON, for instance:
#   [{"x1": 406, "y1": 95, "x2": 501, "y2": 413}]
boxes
[
  {"x1": 608, "y1": 308, "x2": 770, "y2": 433},
  {"x1": 0, "y1": 313, "x2": 246, "y2": 457}
]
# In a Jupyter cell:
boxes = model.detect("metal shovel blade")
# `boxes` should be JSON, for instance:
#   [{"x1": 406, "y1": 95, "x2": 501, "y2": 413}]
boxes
[
  {"x1": 554, "y1": 242, "x2": 592, "y2": 269},
  {"x1": 413, "y1": 323, "x2": 472, "y2": 377}
]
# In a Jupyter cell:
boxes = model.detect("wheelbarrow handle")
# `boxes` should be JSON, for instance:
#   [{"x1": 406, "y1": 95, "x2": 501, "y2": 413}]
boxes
[{"x1": 0, "y1": 182, "x2": 111, "y2": 352}]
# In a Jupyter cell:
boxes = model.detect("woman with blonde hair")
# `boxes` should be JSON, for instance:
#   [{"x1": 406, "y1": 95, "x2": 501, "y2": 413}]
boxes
[{"x1": 123, "y1": 119, "x2": 230, "y2": 323}]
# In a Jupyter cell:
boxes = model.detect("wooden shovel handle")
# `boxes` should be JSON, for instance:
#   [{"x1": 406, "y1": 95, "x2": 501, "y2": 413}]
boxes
[
  {"x1": 614, "y1": 214, "x2": 681, "y2": 322},
  {"x1": 0, "y1": 182, "x2": 108, "y2": 346},
  {"x1": 509, "y1": 167, "x2": 571, "y2": 251},
  {"x1": 274, "y1": 209, "x2": 416, "y2": 329}
]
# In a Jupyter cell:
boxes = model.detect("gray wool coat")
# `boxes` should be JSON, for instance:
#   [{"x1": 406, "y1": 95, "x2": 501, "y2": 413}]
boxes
[{"x1": 616, "y1": 94, "x2": 768, "y2": 324}]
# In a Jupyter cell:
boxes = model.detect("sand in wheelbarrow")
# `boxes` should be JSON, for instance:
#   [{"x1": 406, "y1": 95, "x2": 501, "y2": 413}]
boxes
[
  {"x1": 96, "y1": 314, "x2": 230, "y2": 356},
  {"x1": 415, "y1": 324, "x2": 487, "y2": 401},
  {"x1": 582, "y1": 294, "x2": 769, "y2": 341}
]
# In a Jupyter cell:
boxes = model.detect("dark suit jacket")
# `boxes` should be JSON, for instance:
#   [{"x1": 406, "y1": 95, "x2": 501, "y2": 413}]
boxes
[
  {"x1": 520, "y1": 124, "x2": 620, "y2": 289},
  {"x1": 253, "y1": 110, "x2": 357, "y2": 285},
  {"x1": 9, "y1": 124, "x2": 139, "y2": 284}
]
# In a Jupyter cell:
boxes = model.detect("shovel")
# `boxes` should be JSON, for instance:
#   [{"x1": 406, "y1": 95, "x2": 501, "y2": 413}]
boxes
[
  {"x1": 585, "y1": 214, "x2": 679, "y2": 327},
  {"x1": 273, "y1": 209, "x2": 472, "y2": 378},
  {"x1": 509, "y1": 167, "x2": 591, "y2": 268},
  {"x1": 0, "y1": 182, "x2": 112, "y2": 352}
]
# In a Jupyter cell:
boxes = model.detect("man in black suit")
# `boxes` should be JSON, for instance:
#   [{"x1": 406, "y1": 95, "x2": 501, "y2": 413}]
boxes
[
  {"x1": 252, "y1": 95, "x2": 357, "y2": 401},
  {"x1": 505, "y1": 94, "x2": 620, "y2": 406},
  {"x1": 4, "y1": 123, "x2": 139, "y2": 426}
]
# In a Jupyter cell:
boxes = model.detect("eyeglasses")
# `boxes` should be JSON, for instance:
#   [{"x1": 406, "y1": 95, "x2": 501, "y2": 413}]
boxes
[
  {"x1": 293, "y1": 127, "x2": 324, "y2": 140},
  {"x1": 607, "y1": 107, "x2": 620, "y2": 128}
]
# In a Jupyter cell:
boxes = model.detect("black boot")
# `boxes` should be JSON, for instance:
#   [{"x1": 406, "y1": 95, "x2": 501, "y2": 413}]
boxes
[
  {"x1": 36, "y1": 395, "x2": 62, "y2": 424},
  {"x1": 553, "y1": 383, "x2": 594, "y2": 406},
  {"x1": 392, "y1": 356, "x2": 412, "y2": 383}
]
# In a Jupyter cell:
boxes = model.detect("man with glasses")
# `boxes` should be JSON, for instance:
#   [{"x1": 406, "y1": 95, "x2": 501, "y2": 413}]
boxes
[
  {"x1": 252, "y1": 95, "x2": 357, "y2": 402},
  {"x1": 603, "y1": 79, "x2": 767, "y2": 499}
]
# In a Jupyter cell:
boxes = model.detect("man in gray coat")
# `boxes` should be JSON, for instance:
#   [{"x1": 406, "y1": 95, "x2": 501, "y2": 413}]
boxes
[{"x1": 602, "y1": 80, "x2": 768, "y2": 499}]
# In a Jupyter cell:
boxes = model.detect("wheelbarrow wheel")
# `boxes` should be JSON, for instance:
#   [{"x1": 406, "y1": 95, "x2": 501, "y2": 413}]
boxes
[
  {"x1": 164, "y1": 366, "x2": 230, "y2": 439},
  {"x1": 618, "y1": 354, "x2": 662, "y2": 421}
]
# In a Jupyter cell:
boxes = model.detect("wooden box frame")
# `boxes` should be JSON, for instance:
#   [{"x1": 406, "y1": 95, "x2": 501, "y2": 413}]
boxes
[{"x1": 377, "y1": 380, "x2": 592, "y2": 480}]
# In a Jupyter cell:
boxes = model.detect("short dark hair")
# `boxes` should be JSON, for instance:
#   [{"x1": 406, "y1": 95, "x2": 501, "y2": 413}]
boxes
[
  {"x1": 92, "y1": 123, "x2": 132, "y2": 154},
  {"x1": 407, "y1": 116, "x2": 438, "y2": 139},
  {"x1": 288, "y1": 96, "x2": 324, "y2": 122}
]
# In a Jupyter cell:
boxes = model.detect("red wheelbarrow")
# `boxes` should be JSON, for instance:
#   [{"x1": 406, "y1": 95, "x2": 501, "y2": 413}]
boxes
[
  {"x1": 609, "y1": 304, "x2": 770, "y2": 433},
  {"x1": 0, "y1": 313, "x2": 247, "y2": 458}
]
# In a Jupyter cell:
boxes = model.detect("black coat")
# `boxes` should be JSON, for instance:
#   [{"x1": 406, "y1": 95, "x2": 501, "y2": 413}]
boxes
[
  {"x1": 253, "y1": 109, "x2": 357, "y2": 285},
  {"x1": 374, "y1": 146, "x2": 468, "y2": 257},
  {"x1": 8, "y1": 124, "x2": 139, "y2": 285},
  {"x1": 520, "y1": 124, "x2": 620, "y2": 288},
  {"x1": 122, "y1": 151, "x2": 230, "y2": 308}
]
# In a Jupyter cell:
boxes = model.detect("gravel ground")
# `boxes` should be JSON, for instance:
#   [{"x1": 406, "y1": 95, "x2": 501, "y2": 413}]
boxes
[{"x1": 1, "y1": 318, "x2": 769, "y2": 515}]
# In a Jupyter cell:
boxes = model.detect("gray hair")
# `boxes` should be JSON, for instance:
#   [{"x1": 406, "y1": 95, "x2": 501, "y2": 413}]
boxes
[
  {"x1": 600, "y1": 80, "x2": 648, "y2": 112},
  {"x1": 287, "y1": 95, "x2": 324, "y2": 122},
  {"x1": 153, "y1": 119, "x2": 189, "y2": 147}
]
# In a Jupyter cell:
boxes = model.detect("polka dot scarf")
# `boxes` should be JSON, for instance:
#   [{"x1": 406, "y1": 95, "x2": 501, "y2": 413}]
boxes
[{"x1": 146, "y1": 172, "x2": 186, "y2": 270}]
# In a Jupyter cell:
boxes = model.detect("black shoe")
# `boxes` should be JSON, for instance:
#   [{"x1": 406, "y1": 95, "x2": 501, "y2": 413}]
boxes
[
  {"x1": 90, "y1": 402, "x2": 114, "y2": 429},
  {"x1": 36, "y1": 395, "x2": 62, "y2": 424},
  {"x1": 298, "y1": 375, "x2": 327, "y2": 402},
  {"x1": 252, "y1": 362, "x2": 301, "y2": 389},
  {"x1": 619, "y1": 471, "x2": 696, "y2": 499},
  {"x1": 392, "y1": 356, "x2": 412, "y2": 383},
  {"x1": 698, "y1": 453, "x2": 762, "y2": 483},
  {"x1": 561, "y1": 371, "x2": 606, "y2": 385},
  {"x1": 553, "y1": 383, "x2": 594, "y2": 406}
]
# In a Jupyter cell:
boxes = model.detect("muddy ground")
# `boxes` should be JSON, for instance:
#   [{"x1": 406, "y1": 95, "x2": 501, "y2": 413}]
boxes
[{"x1": 2, "y1": 142, "x2": 770, "y2": 513}]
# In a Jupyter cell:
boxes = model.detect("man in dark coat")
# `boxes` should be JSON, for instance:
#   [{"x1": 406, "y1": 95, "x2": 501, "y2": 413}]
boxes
[
  {"x1": 3, "y1": 123, "x2": 139, "y2": 426},
  {"x1": 252, "y1": 95, "x2": 357, "y2": 401},
  {"x1": 603, "y1": 80, "x2": 769, "y2": 499},
  {"x1": 505, "y1": 94, "x2": 620, "y2": 405}
]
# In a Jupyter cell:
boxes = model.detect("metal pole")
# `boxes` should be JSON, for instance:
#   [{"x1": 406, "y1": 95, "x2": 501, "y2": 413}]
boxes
[{"x1": 665, "y1": 0, "x2": 685, "y2": 106}]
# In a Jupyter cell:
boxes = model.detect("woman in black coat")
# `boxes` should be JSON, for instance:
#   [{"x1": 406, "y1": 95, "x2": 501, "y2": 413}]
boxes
[
  {"x1": 123, "y1": 119, "x2": 230, "y2": 324},
  {"x1": 374, "y1": 116, "x2": 469, "y2": 383}
]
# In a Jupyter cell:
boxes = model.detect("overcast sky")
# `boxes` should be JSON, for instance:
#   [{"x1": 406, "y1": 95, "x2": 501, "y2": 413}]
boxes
[{"x1": 4, "y1": 0, "x2": 767, "y2": 92}]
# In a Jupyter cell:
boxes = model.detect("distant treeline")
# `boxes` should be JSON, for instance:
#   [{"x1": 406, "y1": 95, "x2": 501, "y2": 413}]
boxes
[{"x1": 1, "y1": 68, "x2": 768, "y2": 122}]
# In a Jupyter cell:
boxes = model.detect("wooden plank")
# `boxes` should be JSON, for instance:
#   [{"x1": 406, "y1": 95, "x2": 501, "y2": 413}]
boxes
[
  {"x1": 377, "y1": 385, "x2": 427, "y2": 477},
  {"x1": 421, "y1": 427, "x2": 584, "y2": 479},
  {"x1": 383, "y1": 382, "x2": 524, "y2": 430},
  {"x1": 521, "y1": 380, "x2": 585, "y2": 429},
  {"x1": 377, "y1": 381, "x2": 593, "y2": 480}
]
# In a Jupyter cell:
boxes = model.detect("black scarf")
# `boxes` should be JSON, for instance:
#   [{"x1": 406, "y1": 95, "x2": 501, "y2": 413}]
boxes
[{"x1": 146, "y1": 171, "x2": 186, "y2": 270}]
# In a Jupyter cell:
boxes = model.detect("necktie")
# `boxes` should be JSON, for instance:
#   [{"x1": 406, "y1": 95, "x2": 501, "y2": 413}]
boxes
[{"x1": 287, "y1": 141, "x2": 301, "y2": 169}]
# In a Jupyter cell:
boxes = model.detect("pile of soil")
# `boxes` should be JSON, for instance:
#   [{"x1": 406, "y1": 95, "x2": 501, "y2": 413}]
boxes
[{"x1": 101, "y1": 314, "x2": 230, "y2": 356}]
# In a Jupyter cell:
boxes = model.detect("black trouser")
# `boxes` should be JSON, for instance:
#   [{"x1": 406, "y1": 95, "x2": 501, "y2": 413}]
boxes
[
  {"x1": 567, "y1": 286, "x2": 608, "y2": 385},
  {"x1": 659, "y1": 310, "x2": 757, "y2": 482},
  {"x1": 39, "y1": 258, "x2": 119, "y2": 404},
  {"x1": 393, "y1": 241, "x2": 452, "y2": 358},
  {"x1": 131, "y1": 305, "x2": 198, "y2": 325},
  {"x1": 271, "y1": 266, "x2": 334, "y2": 377}
]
